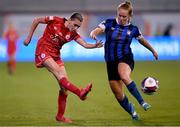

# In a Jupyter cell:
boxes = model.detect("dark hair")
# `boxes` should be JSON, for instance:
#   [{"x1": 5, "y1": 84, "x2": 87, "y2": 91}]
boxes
[
  {"x1": 70, "y1": 12, "x2": 83, "y2": 22},
  {"x1": 117, "y1": 1, "x2": 133, "y2": 17}
]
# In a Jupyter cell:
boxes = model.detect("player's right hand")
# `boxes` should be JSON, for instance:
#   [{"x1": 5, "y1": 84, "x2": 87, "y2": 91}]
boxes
[
  {"x1": 24, "y1": 38, "x2": 30, "y2": 46},
  {"x1": 90, "y1": 31, "x2": 97, "y2": 40}
]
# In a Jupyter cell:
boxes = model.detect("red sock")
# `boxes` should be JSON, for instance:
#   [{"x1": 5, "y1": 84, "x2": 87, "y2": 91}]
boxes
[
  {"x1": 57, "y1": 91, "x2": 67, "y2": 117},
  {"x1": 12, "y1": 60, "x2": 16, "y2": 71},
  {"x1": 59, "y1": 77, "x2": 81, "y2": 96}
]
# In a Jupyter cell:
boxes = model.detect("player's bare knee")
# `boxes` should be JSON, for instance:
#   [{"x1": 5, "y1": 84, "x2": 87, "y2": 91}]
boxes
[
  {"x1": 52, "y1": 68, "x2": 63, "y2": 80},
  {"x1": 109, "y1": 80, "x2": 116, "y2": 85},
  {"x1": 115, "y1": 93, "x2": 124, "y2": 101},
  {"x1": 121, "y1": 76, "x2": 129, "y2": 85},
  {"x1": 60, "y1": 88, "x2": 68, "y2": 95},
  {"x1": 47, "y1": 66, "x2": 57, "y2": 74}
]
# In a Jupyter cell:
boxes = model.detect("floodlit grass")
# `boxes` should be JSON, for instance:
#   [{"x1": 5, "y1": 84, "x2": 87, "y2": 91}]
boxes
[{"x1": 0, "y1": 61, "x2": 180, "y2": 126}]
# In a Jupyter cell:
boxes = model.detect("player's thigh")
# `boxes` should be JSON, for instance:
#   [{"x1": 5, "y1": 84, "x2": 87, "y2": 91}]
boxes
[
  {"x1": 118, "y1": 63, "x2": 131, "y2": 76},
  {"x1": 118, "y1": 63, "x2": 132, "y2": 84},
  {"x1": 58, "y1": 64, "x2": 68, "y2": 79},
  {"x1": 43, "y1": 57, "x2": 59, "y2": 71},
  {"x1": 43, "y1": 58, "x2": 66, "y2": 80},
  {"x1": 109, "y1": 80, "x2": 124, "y2": 100}
]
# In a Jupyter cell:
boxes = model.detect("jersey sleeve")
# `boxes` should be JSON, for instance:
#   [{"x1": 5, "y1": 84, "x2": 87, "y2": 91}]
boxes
[
  {"x1": 45, "y1": 16, "x2": 60, "y2": 23},
  {"x1": 98, "y1": 20, "x2": 106, "y2": 32},
  {"x1": 73, "y1": 32, "x2": 81, "y2": 41},
  {"x1": 134, "y1": 27, "x2": 143, "y2": 40}
]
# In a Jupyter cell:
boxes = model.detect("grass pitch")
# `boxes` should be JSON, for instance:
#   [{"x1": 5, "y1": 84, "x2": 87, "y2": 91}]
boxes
[{"x1": 0, "y1": 61, "x2": 180, "y2": 126}]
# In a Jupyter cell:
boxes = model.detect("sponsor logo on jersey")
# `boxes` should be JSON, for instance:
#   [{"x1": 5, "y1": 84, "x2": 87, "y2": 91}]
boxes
[
  {"x1": 58, "y1": 32, "x2": 63, "y2": 36},
  {"x1": 54, "y1": 26, "x2": 57, "y2": 30},
  {"x1": 50, "y1": 34, "x2": 59, "y2": 42}
]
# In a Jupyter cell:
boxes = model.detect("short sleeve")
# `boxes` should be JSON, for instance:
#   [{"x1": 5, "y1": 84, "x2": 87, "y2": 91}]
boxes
[
  {"x1": 45, "y1": 16, "x2": 60, "y2": 23},
  {"x1": 134, "y1": 27, "x2": 143, "y2": 40},
  {"x1": 45, "y1": 16, "x2": 54, "y2": 23},
  {"x1": 98, "y1": 20, "x2": 106, "y2": 32},
  {"x1": 73, "y1": 33, "x2": 81, "y2": 41}
]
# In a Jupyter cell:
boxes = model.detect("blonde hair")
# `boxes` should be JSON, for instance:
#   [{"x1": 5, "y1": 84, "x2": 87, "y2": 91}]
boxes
[{"x1": 117, "y1": 1, "x2": 133, "y2": 17}]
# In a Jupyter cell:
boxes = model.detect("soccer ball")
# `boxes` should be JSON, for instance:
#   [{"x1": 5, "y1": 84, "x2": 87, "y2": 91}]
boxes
[{"x1": 141, "y1": 77, "x2": 159, "y2": 95}]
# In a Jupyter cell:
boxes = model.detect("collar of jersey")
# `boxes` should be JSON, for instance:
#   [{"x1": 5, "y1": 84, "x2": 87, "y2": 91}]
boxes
[{"x1": 116, "y1": 18, "x2": 131, "y2": 26}]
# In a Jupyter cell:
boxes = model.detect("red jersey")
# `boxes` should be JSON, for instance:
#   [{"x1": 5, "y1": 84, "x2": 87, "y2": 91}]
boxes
[
  {"x1": 5, "y1": 29, "x2": 19, "y2": 55},
  {"x1": 36, "y1": 16, "x2": 80, "y2": 57}
]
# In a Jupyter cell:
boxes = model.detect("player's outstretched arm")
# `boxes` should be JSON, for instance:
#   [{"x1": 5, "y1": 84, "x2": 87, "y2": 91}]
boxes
[
  {"x1": 24, "y1": 17, "x2": 46, "y2": 46},
  {"x1": 90, "y1": 27, "x2": 104, "y2": 41},
  {"x1": 75, "y1": 37, "x2": 103, "y2": 49},
  {"x1": 138, "y1": 37, "x2": 158, "y2": 60}
]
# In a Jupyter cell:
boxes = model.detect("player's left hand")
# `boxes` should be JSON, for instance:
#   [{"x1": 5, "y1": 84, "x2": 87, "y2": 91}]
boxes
[
  {"x1": 153, "y1": 51, "x2": 158, "y2": 60},
  {"x1": 95, "y1": 39, "x2": 103, "y2": 48}
]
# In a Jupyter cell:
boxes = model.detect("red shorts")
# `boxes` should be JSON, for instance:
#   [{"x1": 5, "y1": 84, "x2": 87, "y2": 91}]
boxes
[
  {"x1": 35, "y1": 52, "x2": 64, "y2": 68},
  {"x1": 35, "y1": 38, "x2": 63, "y2": 68},
  {"x1": 7, "y1": 45, "x2": 16, "y2": 56}
]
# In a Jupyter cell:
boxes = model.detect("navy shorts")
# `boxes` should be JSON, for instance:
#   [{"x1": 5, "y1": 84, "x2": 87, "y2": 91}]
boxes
[{"x1": 106, "y1": 54, "x2": 134, "y2": 81}]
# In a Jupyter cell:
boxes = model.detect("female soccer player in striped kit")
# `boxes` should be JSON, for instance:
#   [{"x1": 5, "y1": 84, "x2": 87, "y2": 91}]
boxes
[
  {"x1": 90, "y1": 1, "x2": 158, "y2": 120},
  {"x1": 24, "y1": 12, "x2": 103, "y2": 123}
]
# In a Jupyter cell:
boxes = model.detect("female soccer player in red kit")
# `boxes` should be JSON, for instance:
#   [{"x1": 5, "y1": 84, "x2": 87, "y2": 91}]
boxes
[
  {"x1": 3, "y1": 23, "x2": 19, "y2": 74},
  {"x1": 24, "y1": 12, "x2": 103, "y2": 123}
]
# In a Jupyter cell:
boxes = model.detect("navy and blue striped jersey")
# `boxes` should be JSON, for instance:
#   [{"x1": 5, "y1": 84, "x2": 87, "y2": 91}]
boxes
[{"x1": 99, "y1": 18, "x2": 142, "y2": 61}]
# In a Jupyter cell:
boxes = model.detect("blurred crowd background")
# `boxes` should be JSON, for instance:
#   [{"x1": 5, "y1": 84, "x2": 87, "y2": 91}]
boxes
[
  {"x1": 1, "y1": 0, "x2": 180, "y2": 37},
  {"x1": 0, "y1": 0, "x2": 180, "y2": 61}
]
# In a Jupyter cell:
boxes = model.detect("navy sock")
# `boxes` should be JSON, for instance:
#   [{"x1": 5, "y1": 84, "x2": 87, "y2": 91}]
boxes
[
  {"x1": 127, "y1": 81, "x2": 144, "y2": 104},
  {"x1": 118, "y1": 95, "x2": 132, "y2": 115}
]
